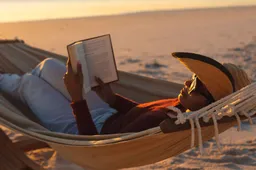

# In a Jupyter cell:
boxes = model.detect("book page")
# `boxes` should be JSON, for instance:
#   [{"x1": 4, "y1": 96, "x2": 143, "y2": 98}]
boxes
[
  {"x1": 67, "y1": 42, "x2": 91, "y2": 91},
  {"x1": 67, "y1": 42, "x2": 81, "y2": 73},
  {"x1": 82, "y1": 35, "x2": 118, "y2": 87}
]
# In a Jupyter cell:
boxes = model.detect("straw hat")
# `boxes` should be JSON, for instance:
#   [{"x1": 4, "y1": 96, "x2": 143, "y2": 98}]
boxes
[
  {"x1": 172, "y1": 52, "x2": 251, "y2": 101},
  {"x1": 222, "y1": 63, "x2": 252, "y2": 91}
]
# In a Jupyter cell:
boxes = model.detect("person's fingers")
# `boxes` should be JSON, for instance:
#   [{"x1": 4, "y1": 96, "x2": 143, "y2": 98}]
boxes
[
  {"x1": 63, "y1": 73, "x2": 68, "y2": 85},
  {"x1": 94, "y1": 76, "x2": 98, "y2": 81},
  {"x1": 92, "y1": 86, "x2": 101, "y2": 93},
  {"x1": 95, "y1": 76, "x2": 105, "y2": 88},
  {"x1": 91, "y1": 86, "x2": 97, "y2": 91},
  {"x1": 63, "y1": 72, "x2": 67, "y2": 79},
  {"x1": 95, "y1": 76, "x2": 104, "y2": 84}
]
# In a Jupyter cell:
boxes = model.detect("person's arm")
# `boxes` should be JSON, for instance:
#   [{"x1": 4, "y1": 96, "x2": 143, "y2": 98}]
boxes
[
  {"x1": 119, "y1": 110, "x2": 168, "y2": 133},
  {"x1": 71, "y1": 100, "x2": 98, "y2": 135},
  {"x1": 64, "y1": 58, "x2": 98, "y2": 135},
  {"x1": 110, "y1": 93, "x2": 139, "y2": 114},
  {"x1": 93, "y1": 77, "x2": 139, "y2": 113}
]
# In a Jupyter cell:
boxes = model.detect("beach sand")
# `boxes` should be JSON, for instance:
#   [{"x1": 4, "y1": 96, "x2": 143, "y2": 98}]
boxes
[{"x1": 0, "y1": 6, "x2": 256, "y2": 170}]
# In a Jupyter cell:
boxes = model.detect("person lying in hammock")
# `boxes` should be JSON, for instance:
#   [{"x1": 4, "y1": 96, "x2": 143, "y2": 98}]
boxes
[{"x1": 0, "y1": 53, "x2": 251, "y2": 135}]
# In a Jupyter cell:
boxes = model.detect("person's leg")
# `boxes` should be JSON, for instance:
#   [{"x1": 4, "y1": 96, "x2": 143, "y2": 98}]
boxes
[
  {"x1": 0, "y1": 59, "x2": 117, "y2": 134},
  {"x1": 17, "y1": 73, "x2": 78, "y2": 134},
  {"x1": 30, "y1": 58, "x2": 111, "y2": 110},
  {"x1": 0, "y1": 72, "x2": 113, "y2": 134},
  {"x1": 30, "y1": 58, "x2": 71, "y2": 101},
  {"x1": 0, "y1": 74, "x2": 22, "y2": 99}
]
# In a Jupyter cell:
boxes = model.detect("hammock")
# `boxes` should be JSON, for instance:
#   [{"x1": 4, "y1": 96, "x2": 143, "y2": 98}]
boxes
[{"x1": 0, "y1": 40, "x2": 256, "y2": 170}]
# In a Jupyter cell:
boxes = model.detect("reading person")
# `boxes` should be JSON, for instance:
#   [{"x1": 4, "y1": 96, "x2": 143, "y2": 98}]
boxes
[{"x1": 0, "y1": 53, "x2": 251, "y2": 135}]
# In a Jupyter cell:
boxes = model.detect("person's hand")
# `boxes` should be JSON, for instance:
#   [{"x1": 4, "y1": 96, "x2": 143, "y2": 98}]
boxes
[
  {"x1": 63, "y1": 59, "x2": 84, "y2": 102},
  {"x1": 92, "y1": 77, "x2": 116, "y2": 106}
]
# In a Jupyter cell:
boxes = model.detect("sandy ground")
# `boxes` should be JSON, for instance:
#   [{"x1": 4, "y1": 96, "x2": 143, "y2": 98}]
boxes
[
  {"x1": 0, "y1": 6, "x2": 256, "y2": 170},
  {"x1": 1, "y1": 6, "x2": 256, "y2": 83}
]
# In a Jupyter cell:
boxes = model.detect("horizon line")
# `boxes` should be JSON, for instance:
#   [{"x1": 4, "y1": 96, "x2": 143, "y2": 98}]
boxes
[{"x1": 1, "y1": 5, "x2": 255, "y2": 24}]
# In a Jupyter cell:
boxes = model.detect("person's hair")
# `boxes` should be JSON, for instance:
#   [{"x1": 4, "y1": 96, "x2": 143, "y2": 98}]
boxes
[{"x1": 223, "y1": 63, "x2": 252, "y2": 91}]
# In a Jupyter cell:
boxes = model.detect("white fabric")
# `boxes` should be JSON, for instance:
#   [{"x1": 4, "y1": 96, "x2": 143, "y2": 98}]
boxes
[
  {"x1": 0, "y1": 58, "x2": 117, "y2": 134},
  {"x1": 0, "y1": 74, "x2": 21, "y2": 99},
  {"x1": 0, "y1": 74, "x2": 3, "y2": 81}
]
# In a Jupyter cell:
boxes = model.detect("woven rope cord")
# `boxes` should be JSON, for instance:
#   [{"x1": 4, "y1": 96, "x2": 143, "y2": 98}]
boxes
[{"x1": 166, "y1": 82, "x2": 256, "y2": 154}]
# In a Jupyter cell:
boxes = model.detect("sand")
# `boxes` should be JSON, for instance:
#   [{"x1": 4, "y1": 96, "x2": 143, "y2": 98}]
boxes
[{"x1": 0, "y1": 6, "x2": 256, "y2": 170}]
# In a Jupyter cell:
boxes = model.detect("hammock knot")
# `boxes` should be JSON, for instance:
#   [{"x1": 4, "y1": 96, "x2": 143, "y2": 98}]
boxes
[
  {"x1": 203, "y1": 116, "x2": 210, "y2": 123},
  {"x1": 176, "y1": 112, "x2": 186, "y2": 124},
  {"x1": 166, "y1": 106, "x2": 186, "y2": 124},
  {"x1": 227, "y1": 104, "x2": 236, "y2": 117},
  {"x1": 203, "y1": 112, "x2": 212, "y2": 122}
]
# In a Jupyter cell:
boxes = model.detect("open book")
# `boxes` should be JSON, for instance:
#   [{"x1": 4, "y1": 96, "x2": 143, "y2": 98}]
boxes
[{"x1": 67, "y1": 34, "x2": 119, "y2": 93}]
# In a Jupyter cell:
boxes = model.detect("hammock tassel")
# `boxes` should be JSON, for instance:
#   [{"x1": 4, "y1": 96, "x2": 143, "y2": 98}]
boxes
[
  {"x1": 211, "y1": 114, "x2": 222, "y2": 152},
  {"x1": 195, "y1": 117, "x2": 204, "y2": 155},
  {"x1": 241, "y1": 111, "x2": 254, "y2": 125},
  {"x1": 189, "y1": 118, "x2": 195, "y2": 148},
  {"x1": 229, "y1": 105, "x2": 242, "y2": 131}
]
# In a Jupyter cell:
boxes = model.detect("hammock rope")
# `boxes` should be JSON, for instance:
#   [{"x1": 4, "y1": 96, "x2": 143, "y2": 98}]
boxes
[
  {"x1": 195, "y1": 117, "x2": 204, "y2": 154},
  {"x1": 211, "y1": 113, "x2": 222, "y2": 152},
  {"x1": 189, "y1": 118, "x2": 195, "y2": 148},
  {"x1": 242, "y1": 111, "x2": 254, "y2": 125},
  {"x1": 166, "y1": 82, "x2": 256, "y2": 154}
]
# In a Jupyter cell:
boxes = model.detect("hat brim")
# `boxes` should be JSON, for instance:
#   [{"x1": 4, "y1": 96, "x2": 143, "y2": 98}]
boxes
[{"x1": 172, "y1": 52, "x2": 235, "y2": 101}]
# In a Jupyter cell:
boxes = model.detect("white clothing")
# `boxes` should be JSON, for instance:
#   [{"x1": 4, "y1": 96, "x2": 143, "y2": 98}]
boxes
[{"x1": 0, "y1": 58, "x2": 117, "y2": 134}]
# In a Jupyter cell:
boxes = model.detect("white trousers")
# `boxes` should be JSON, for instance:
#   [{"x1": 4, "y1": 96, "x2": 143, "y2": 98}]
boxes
[{"x1": 0, "y1": 58, "x2": 117, "y2": 134}]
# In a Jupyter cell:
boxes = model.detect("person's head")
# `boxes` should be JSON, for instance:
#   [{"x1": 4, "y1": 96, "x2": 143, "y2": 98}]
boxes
[
  {"x1": 173, "y1": 53, "x2": 252, "y2": 111},
  {"x1": 178, "y1": 74, "x2": 214, "y2": 111}
]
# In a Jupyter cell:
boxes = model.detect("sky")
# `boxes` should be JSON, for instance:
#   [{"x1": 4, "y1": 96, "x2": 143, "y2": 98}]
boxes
[{"x1": 0, "y1": 0, "x2": 256, "y2": 23}]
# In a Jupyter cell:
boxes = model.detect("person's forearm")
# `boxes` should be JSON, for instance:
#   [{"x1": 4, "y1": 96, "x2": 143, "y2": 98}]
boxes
[
  {"x1": 71, "y1": 100, "x2": 98, "y2": 135},
  {"x1": 110, "y1": 93, "x2": 139, "y2": 113}
]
